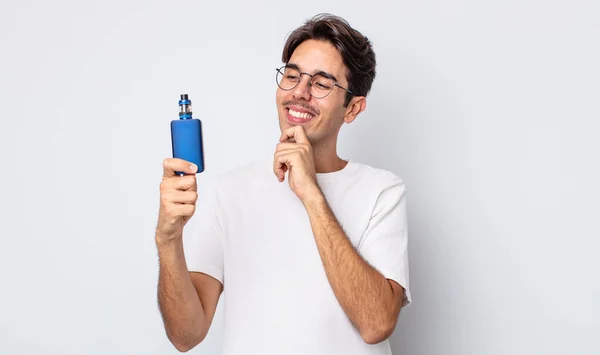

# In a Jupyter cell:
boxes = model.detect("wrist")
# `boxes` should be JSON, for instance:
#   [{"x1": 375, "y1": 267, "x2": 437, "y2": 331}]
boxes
[
  {"x1": 155, "y1": 230, "x2": 182, "y2": 248},
  {"x1": 300, "y1": 185, "x2": 326, "y2": 209}
]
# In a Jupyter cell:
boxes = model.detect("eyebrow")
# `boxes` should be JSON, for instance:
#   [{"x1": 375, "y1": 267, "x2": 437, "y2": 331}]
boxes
[{"x1": 286, "y1": 62, "x2": 339, "y2": 83}]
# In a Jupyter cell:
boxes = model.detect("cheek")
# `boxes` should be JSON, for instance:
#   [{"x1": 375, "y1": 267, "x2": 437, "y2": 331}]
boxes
[
  {"x1": 276, "y1": 88, "x2": 288, "y2": 103},
  {"x1": 320, "y1": 103, "x2": 339, "y2": 122},
  {"x1": 318, "y1": 106, "x2": 345, "y2": 131},
  {"x1": 275, "y1": 92, "x2": 285, "y2": 113}
]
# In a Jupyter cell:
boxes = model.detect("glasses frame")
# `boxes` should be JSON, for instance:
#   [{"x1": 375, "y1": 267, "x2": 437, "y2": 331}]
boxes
[{"x1": 275, "y1": 65, "x2": 354, "y2": 99}]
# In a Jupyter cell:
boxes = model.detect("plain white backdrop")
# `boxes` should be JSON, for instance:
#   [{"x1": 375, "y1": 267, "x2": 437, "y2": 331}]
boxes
[{"x1": 1, "y1": 0, "x2": 599, "y2": 354}]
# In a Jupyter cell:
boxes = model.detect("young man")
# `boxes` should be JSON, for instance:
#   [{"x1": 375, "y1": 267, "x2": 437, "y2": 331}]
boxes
[{"x1": 156, "y1": 13, "x2": 411, "y2": 355}]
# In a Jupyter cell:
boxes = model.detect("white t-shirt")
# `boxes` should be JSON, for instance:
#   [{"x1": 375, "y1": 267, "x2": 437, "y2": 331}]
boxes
[{"x1": 183, "y1": 156, "x2": 411, "y2": 355}]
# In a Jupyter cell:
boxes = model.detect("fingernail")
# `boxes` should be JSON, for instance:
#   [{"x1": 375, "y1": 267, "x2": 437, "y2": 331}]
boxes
[{"x1": 190, "y1": 164, "x2": 197, "y2": 172}]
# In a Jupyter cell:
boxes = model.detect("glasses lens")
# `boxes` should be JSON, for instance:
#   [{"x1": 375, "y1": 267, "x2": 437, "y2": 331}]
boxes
[
  {"x1": 277, "y1": 66, "x2": 300, "y2": 90},
  {"x1": 310, "y1": 74, "x2": 334, "y2": 98}
]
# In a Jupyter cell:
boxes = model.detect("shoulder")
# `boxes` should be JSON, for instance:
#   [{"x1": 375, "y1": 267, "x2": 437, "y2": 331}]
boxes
[
  {"x1": 348, "y1": 162, "x2": 408, "y2": 219},
  {"x1": 350, "y1": 160, "x2": 406, "y2": 193}
]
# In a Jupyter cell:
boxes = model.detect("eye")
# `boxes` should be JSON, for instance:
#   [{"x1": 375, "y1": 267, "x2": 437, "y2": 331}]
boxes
[
  {"x1": 315, "y1": 81, "x2": 332, "y2": 90},
  {"x1": 286, "y1": 74, "x2": 300, "y2": 81}
]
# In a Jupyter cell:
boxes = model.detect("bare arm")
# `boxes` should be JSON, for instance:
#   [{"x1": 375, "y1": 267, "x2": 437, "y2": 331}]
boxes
[
  {"x1": 156, "y1": 158, "x2": 223, "y2": 352},
  {"x1": 157, "y1": 237, "x2": 223, "y2": 352},
  {"x1": 272, "y1": 126, "x2": 406, "y2": 344},
  {"x1": 303, "y1": 193, "x2": 405, "y2": 345}
]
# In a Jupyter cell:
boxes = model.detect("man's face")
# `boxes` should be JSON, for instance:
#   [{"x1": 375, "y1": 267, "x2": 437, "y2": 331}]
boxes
[{"x1": 276, "y1": 39, "x2": 350, "y2": 145}]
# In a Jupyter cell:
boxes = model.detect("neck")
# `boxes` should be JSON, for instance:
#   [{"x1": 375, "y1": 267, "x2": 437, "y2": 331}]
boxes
[{"x1": 311, "y1": 138, "x2": 348, "y2": 174}]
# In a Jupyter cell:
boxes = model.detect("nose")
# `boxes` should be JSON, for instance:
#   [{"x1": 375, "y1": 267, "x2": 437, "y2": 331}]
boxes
[{"x1": 291, "y1": 73, "x2": 312, "y2": 101}]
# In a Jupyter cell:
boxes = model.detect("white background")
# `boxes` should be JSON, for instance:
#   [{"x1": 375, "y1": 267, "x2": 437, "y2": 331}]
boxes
[{"x1": 1, "y1": 0, "x2": 599, "y2": 354}]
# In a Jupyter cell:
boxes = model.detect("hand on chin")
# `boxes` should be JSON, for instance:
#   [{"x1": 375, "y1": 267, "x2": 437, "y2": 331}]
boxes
[{"x1": 273, "y1": 125, "x2": 320, "y2": 201}]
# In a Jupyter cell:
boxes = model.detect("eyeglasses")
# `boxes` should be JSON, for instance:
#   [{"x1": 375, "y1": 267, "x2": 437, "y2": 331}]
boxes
[{"x1": 275, "y1": 65, "x2": 353, "y2": 99}]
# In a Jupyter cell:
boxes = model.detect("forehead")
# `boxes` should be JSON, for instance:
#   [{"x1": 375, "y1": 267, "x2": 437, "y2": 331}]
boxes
[{"x1": 288, "y1": 39, "x2": 347, "y2": 83}]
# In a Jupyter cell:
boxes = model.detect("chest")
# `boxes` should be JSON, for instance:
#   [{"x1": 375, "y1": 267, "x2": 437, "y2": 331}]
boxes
[{"x1": 220, "y1": 181, "x2": 372, "y2": 289}]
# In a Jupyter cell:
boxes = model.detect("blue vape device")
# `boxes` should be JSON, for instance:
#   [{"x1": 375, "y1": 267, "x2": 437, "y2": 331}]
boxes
[{"x1": 171, "y1": 94, "x2": 205, "y2": 174}]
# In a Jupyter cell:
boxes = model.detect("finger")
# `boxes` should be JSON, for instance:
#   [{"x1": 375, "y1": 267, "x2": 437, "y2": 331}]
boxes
[
  {"x1": 175, "y1": 175, "x2": 197, "y2": 191},
  {"x1": 274, "y1": 147, "x2": 307, "y2": 168},
  {"x1": 163, "y1": 203, "x2": 196, "y2": 219},
  {"x1": 162, "y1": 190, "x2": 198, "y2": 205},
  {"x1": 279, "y1": 125, "x2": 309, "y2": 144},
  {"x1": 162, "y1": 175, "x2": 197, "y2": 192},
  {"x1": 273, "y1": 151, "x2": 294, "y2": 182},
  {"x1": 276, "y1": 142, "x2": 312, "y2": 159},
  {"x1": 275, "y1": 142, "x2": 298, "y2": 152},
  {"x1": 274, "y1": 147, "x2": 304, "y2": 157},
  {"x1": 163, "y1": 158, "x2": 198, "y2": 177},
  {"x1": 273, "y1": 148, "x2": 305, "y2": 181}
]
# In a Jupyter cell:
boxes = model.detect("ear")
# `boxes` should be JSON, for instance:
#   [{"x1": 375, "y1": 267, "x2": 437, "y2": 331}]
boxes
[{"x1": 343, "y1": 96, "x2": 367, "y2": 124}]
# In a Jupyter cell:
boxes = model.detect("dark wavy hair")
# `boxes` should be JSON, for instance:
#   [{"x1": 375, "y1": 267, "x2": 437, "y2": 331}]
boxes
[{"x1": 282, "y1": 13, "x2": 376, "y2": 107}]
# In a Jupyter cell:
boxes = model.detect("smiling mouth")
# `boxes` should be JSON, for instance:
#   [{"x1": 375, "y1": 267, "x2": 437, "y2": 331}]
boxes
[
  {"x1": 288, "y1": 108, "x2": 315, "y2": 119},
  {"x1": 286, "y1": 107, "x2": 316, "y2": 124}
]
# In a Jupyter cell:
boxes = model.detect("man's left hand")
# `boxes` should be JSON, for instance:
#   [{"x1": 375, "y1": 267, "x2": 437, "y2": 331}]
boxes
[{"x1": 273, "y1": 126, "x2": 320, "y2": 201}]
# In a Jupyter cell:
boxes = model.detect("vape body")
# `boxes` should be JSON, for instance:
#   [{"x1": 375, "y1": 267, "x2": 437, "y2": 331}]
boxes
[{"x1": 171, "y1": 94, "x2": 205, "y2": 174}]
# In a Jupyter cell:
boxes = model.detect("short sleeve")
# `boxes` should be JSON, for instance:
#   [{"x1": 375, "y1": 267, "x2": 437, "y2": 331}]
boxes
[
  {"x1": 358, "y1": 179, "x2": 411, "y2": 307},
  {"x1": 182, "y1": 178, "x2": 224, "y2": 285}
]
